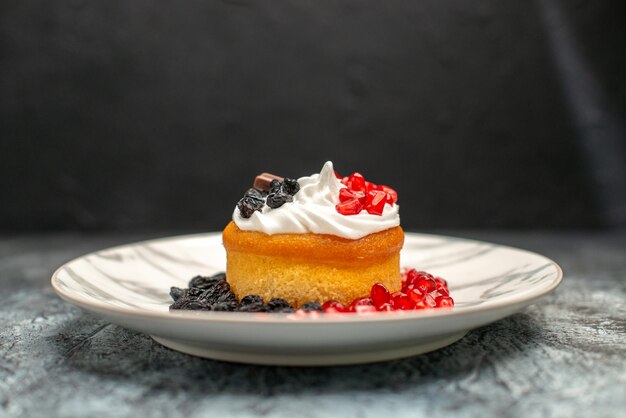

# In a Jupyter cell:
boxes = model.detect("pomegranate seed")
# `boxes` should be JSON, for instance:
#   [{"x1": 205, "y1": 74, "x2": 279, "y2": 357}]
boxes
[
  {"x1": 413, "y1": 300, "x2": 427, "y2": 310},
  {"x1": 404, "y1": 269, "x2": 419, "y2": 286},
  {"x1": 349, "y1": 297, "x2": 376, "y2": 313},
  {"x1": 436, "y1": 285, "x2": 449, "y2": 296},
  {"x1": 322, "y1": 300, "x2": 347, "y2": 313},
  {"x1": 350, "y1": 297, "x2": 373, "y2": 308},
  {"x1": 416, "y1": 277, "x2": 437, "y2": 294},
  {"x1": 406, "y1": 285, "x2": 425, "y2": 303},
  {"x1": 377, "y1": 303, "x2": 394, "y2": 311},
  {"x1": 365, "y1": 181, "x2": 377, "y2": 192},
  {"x1": 365, "y1": 190, "x2": 387, "y2": 215},
  {"x1": 370, "y1": 283, "x2": 390, "y2": 307},
  {"x1": 434, "y1": 277, "x2": 447, "y2": 288},
  {"x1": 336, "y1": 199, "x2": 363, "y2": 215},
  {"x1": 334, "y1": 170, "x2": 342, "y2": 179},
  {"x1": 339, "y1": 188, "x2": 367, "y2": 205},
  {"x1": 436, "y1": 296, "x2": 454, "y2": 308},
  {"x1": 405, "y1": 270, "x2": 434, "y2": 287},
  {"x1": 349, "y1": 173, "x2": 367, "y2": 191},
  {"x1": 390, "y1": 292, "x2": 413, "y2": 310},
  {"x1": 423, "y1": 293, "x2": 437, "y2": 308},
  {"x1": 377, "y1": 185, "x2": 398, "y2": 203},
  {"x1": 355, "y1": 305, "x2": 377, "y2": 313},
  {"x1": 339, "y1": 188, "x2": 354, "y2": 203}
]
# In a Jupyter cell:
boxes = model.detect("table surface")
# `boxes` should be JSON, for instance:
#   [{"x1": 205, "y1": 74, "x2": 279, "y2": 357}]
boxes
[{"x1": 1, "y1": 230, "x2": 624, "y2": 418}]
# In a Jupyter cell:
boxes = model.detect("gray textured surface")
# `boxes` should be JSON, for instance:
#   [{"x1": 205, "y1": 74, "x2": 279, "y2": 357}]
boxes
[{"x1": 1, "y1": 231, "x2": 625, "y2": 418}]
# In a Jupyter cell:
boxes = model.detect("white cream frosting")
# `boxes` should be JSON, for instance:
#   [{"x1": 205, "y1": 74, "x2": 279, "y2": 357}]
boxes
[{"x1": 233, "y1": 161, "x2": 400, "y2": 239}]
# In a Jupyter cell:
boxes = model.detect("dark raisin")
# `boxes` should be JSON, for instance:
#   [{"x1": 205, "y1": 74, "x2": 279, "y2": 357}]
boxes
[
  {"x1": 238, "y1": 303, "x2": 269, "y2": 312},
  {"x1": 169, "y1": 298, "x2": 189, "y2": 310},
  {"x1": 217, "y1": 292, "x2": 238, "y2": 304},
  {"x1": 185, "y1": 301, "x2": 209, "y2": 310},
  {"x1": 245, "y1": 188, "x2": 266, "y2": 200},
  {"x1": 237, "y1": 195, "x2": 264, "y2": 218},
  {"x1": 199, "y1": 281, "x2": 232, "y2": 305},
  {"x1": 212, "y1": 301, "x2": 239, "y2": 311},
  {"x1": 282, "y1": 178, "x2": 300, "y2": 196},
  {"x1": 240, "y1": 295, "x2": 264, "y2": 305},
  {"x1": 170, "y1": 287, "x2": 185, "y2": 301},
  {"x1": 269, "y1": 179, "x2": 282, "y2": 194},
  {"x1": 299, "y1": 301, "x2": 323, "y2": 312},
  {"x1": 266, "y1": 192, "x2": 293, "y2": 209},
  {"x1": 267, "y1": 298, "x2": 292, "y2": 311},
  {"x1": 188, "y1": 273, "x2": 226, "y2": 289},
  {"x1": 186, "y1": 287, "x2": 204, "y2": 299}
]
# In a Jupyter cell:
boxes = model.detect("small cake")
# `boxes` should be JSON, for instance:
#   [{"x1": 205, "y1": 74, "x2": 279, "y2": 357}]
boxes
[{"x1": 222, "y1": 162, "x2": 404, "y2": 307}]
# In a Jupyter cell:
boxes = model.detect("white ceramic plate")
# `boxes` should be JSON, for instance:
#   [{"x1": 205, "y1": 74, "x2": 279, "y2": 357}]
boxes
[{"x1": 51, "y1": 232, "x2": 562, "y2": 366}]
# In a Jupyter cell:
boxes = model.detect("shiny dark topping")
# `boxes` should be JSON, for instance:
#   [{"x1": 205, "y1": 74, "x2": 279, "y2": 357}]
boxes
[
  {"x1": 299, "y1": 301, "x2": 323, "y2": 312},
  {"x1": 211, "y1": 301, "x2": 239, "y2": 311},
  {"x1": 266, "y1": 191, "x2": 293, "y2": 209},
  {"x1": 240, "y1": 295, "x2": 263, "y2": 306},
  {"x1": 236, "y1": 175, "x2": 300, "y2": 217},
  {"x1": 188, "y1": 273, "x2": 226, "y2": 289},
  {"x1": 282, "y1": 178, "x2": 300, "y2": 196},
  {"x1": 169, "y1": 286, "x2": 185, "y2": 301},
  {"x1": 169, "y1": 273, "x2": 299, "y2": 313},
  {"x1": 269, "y1": 179, "x2": 282, "y2": 194},
  {"x1": 267, "y1": 298, "x2": 295, "y2": 313},
  {"x1": 238, "y1": 303, "x2": 269, "y2": 312},
  {"x1": 253, "y1": 173, "x2": 284, "y2": 191},
  {"x1": 245, "y1": 188, "x2": 267, "y2": 200},
  {"x1": 237, "y1": 194, "x2": 264, "y2": 218}
]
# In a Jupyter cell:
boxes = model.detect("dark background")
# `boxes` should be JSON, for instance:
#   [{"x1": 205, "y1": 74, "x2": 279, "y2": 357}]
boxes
[{"x1": 1, "y1": 0, "x2": 625, "y2": 233}]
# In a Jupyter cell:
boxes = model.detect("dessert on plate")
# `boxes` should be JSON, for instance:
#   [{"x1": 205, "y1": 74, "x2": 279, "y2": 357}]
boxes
[
  {"x1": 169, "y1": 161, "x2": 454, "y2": 313},
  {"x1": 223, "y1": 161, "x2": 403, "y2": 307}
]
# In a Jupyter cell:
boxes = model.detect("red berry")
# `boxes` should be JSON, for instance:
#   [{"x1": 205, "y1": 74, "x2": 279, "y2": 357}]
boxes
[
  {"x1": 365, "y1": 181, "x2": 377, "y2": 192},
  {"x1": 390, "y1": 292, "x2": 413, "y2": 310},
  {"x1": 349, "y1": 173, "x2": 366, "y2": 191},
  {"x1": 350, "y1": 297, "x2": 373, "y2": 308},
  {"x1": 436, "y1": 296, "x2": 454, "y2": 308},
  {"x1": 336, "y1": 199, "x2": 363, "y2": 215},
  {"x1": 406, "y1": 285, "x2": 425, "y2": 304},
  {"x1": 349, "y1": 297, "x2": 376, "y2": 313},
  {"x1": 413, "y1": 299, "x2": 427, "y2": 310},
  {"x1": 339, "y1": 188, "x2": 367, "y2": 205},
  {"x1": 322, "y1": 300, "x2": 347, "y2": 313},
  {"x1": 370, "y1": 283, "x2": 390, "y2": 307},
  {"x1": 376, "y1": 185, "x2": 398, "y2": 203},
  {"x1": 339, "y1": 188, "x2": 354, "y2": 203},
  {"x1": 423, "y1": 293, "x2": 437, "y2": 308},
  {"x1": 436, "y1": 285, "x2": 449, "y2": 296},
  {"x1": 404, "y1": 269, "x2": 420, "y2": 287},
  {"x1": 434, "y1": 277, "x2": 447, "y2": 288},
  {"x1": 376, "y1": 303, "x2": 393, "y2": 311},
  {"x1": 416, "y1": 277, "x2": 437, "y2": 294},
  {"x1": 365, "y1": 190, "x2": 387, "y2": 215}
]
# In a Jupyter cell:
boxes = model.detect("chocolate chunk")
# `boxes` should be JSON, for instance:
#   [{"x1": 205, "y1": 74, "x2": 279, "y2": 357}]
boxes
[{"x1": 253, "y1": 173, "x2": 284, "y2": 191}]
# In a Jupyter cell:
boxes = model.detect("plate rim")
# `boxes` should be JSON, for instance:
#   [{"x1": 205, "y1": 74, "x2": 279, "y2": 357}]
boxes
[{"x1": 50, "y1": 231, "x2": 563, "y2": 325}]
